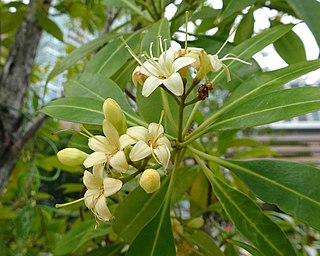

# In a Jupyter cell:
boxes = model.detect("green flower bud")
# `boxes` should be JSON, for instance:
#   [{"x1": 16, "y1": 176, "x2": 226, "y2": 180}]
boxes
[
  {"x1": 186, "y1": 217, "x2": 204, "y2": 229},
  {"x1": 103, "y1": 98, "x2": 127, "y2": 135},
  {"x1": 139, "y1": 169, "x2": 160, "y2": 194},
  {"x1": 57, "y1": 148, "x2": 88, "y2": 166}
]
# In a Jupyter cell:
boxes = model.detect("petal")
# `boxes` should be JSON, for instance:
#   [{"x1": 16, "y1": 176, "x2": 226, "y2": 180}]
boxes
[
  {"x1": 103, "y1": 177, "x2": 123, "y2": 197},
  {"x1": 158, "y1": 48, "x2": 175, "y2": 70},
  {"x1": 172, "y1": 56, "x2": 195, "y2": 72},
  {"x1": 83, "y1": 152, "x2": 106, "y2": 168},
  {"x1": 109, "y1": 151, "x2": 128, "y2": 173},
  {"x1": 129, "y1": 141, "x2": 152, "y2": 162},
  {"x1": 103, "y1": 119, "x2": 120, "y2": 148},
  {"x1": 140, "y1": 59, "x2": 161, "y2": 77},
  {"x1": 157, "y1": 136, "x2": 172, "y2": 150},
  {"x1": 153, "y1": 145, "x2": 171, "y2": 169},
  {"x1": 92, "y1": 164, "x2": 104, "y2": 179},
  {"x1": 148, "y1": 123, "x2": 164, "y2": 142},
  {"x1": 162, "y1": 73, "x2": 184, "y2": 96},
  {"x1": 119, "y1": 134, "x2": 137, "y2": 149},
  {"x1": 83, "y1": 169, "x2": 103, "y2": 189},
  {"x1": 84, "y1": 189, "x2": 98, "y2": 209},
  {"x1": 95, "y1": 195, "x2": 112, "y2": 221},
  {"x1": 88, "y1": 136, "x2": 112, "y2": 152},
  {"x1": 126, "y1": 126, "x2": 148, "y2": 141},
  {"x1": 209, "y1": 55, "x2": 222, "y2": 72},
  {"x1": 142, "y1": 76, "x2": 164, "y2": 97}
]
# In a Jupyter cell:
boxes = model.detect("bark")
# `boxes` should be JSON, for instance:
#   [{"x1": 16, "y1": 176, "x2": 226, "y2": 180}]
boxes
[{"x1": 0, "y1": 0, "x2": 51, "y2": 193}]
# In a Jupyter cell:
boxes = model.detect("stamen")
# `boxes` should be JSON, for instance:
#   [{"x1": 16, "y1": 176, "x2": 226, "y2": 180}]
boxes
[
  {"x1": 56, "y1": 197, "x2": 84, "y2": 208},
  {"x1": 121, "y1": 36, "x2": 144, "y2": 66},
  {"x1": 185, "y1": 11, "x2": 189, "y2": 51},
  {"x1": 222, "y1": 64, "x2": 231, "y2": 82},
  {"x1": 216, "y1": 27, "x2": 237, "y2": 56},
  {"x1": 159, "y1": 35, "x2": 164, "y2": 53},
  {"x1": 221, "y1": 57, "x2": 251, "y2": 65},
  {"x1": 149, "y1": 42, "x2": 154, "y2": 59}
]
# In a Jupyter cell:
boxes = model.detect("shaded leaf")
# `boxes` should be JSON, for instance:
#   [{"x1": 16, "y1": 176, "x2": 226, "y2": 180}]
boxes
[{"x1": 37, "y1": 13, "x2": 63, "y2": 41}]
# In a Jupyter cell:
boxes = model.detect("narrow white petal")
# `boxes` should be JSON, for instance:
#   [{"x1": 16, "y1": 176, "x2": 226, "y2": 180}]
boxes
[
  {"x1": 109, "y1": 151, "x2": 128, "y2": 173},
  {"x1": 103, "y1": 178, "x2": 123, "y2": 197},
  {"x1": 157, "y1": 136, "x2": 172, "y2": 150},
  {"x1": 126, "y1": 126, "x2": 148, "y2": 141},
  {"x1": 95, "y1": 195, "x2": 112, "y2": 221},
  {"x1": 84, "y1": 189, "x2": 98, "y2": 209},
  {"x1": 88, "y1": 136, "x2": 111, "y2": 152},
  {"x1": 103, "y1": 119, "x2": 120, "y2": 148},
  {"x1": 158, "y1": 48, "x2": 175, "y2": 70},
  {"x1": 129, "y1": 141, "x2": 152, "y2": 162},
  {"x1": 172, "y1": 57, "x2": 195, "y2": 72},
  {"x1": 119, "y1": 134, "x2": 137, "y2": 149},
  {"x1": 162, "y1": 73, "x2": 184, "y2": 96},
  {"x1": 153, "y1": 145, "x2": 170, "y2": 169},
  {"x1": 148, "y1": 123, "x2": 164, "y2": 141},
  {"x1": 83, "y1": 152, "x2": 106, "y2": 168},
  {"x1": 142, "y1": 76, "x2": 164, "y2": 97},
  {"x1": 140, "y1": 60, "x2": 161, "y2": 77},
  {"x1": 83, "y1": 170, "x2": 103, "y2": 189}
]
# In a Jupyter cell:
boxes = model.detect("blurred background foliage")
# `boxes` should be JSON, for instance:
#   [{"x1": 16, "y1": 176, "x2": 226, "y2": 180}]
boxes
[{"x1": 0, "y1": 0, "x2": 320, "y2": 255}]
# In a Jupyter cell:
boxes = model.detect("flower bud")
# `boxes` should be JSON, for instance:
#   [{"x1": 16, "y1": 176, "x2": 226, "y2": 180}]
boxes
[
  {"x1": 139, "y1": 169, "x2": 160, "y2": 194},
  {"x1": 132, "y1": 66, "x2": 147, "y2": 87},
  {"x1": 57, "y1": 148, "x2": 88, "y2": 166},
  {"x1": 186, "y1": 217, "x2": 204, "y2": 229},
  {"x1": 103, "y1": 98, "x2": 127, "y2": 135}
]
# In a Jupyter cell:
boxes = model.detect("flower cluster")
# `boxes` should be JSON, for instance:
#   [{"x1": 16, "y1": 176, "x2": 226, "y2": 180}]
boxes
[
  {"x1": 56, "y1": 98, "x2": 171, "y2": 221},
  {"x1": 127, "y1": 37, "x2": 250, "y2": 98}
]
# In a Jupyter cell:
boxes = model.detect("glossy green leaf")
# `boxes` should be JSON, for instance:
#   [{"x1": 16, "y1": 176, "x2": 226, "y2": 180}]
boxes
[
  {"x1": 111, "y1": 59, "x2": 137, "y2": 90},
  {"x1": 212, "y1": 87, "x2": 320, "y2": 130},
  {"x1": 37, "y1": 13, "x2": 63, "y2": 41},
  {"x1": 112, "y1": 177, "x2": 169, "y2": 242},
  {"x1": 126, "y1": 204, "x2": 175, "y2": 256},
  {"x1": 64, "y1": 72, "x2": 134, "y2": 114},
  {"x1": 227, "y1": 160, "x2": 320, "y2": 230},
  {"x1": 85, "y1": 244, "x2": 123, "y2": 256},
  {"x1": 187, "y1": 230, "x2": 224, "y2": 256},
  {"x1": 85, "y1": 31, "x2": 141, "y2": 76},
  {"x1": 225, "y1": 59, "x2": 320, "y2": 107},
  {"x1": 234, "y1": 6, "x2": 255, "y2": 44},
  {"x1": 274, "y1": 29, "x2": 306, "y2": 64},
  {"x1": 212, "y1": 24, "x2": 293, "y2": 84},
  {"x1": 47, "y1": 33, "x2": 119, "y2": 82},
  {"x1": 196, "y1": 157, "x2": 297, "y2": 256},
  {"x1": 286, "y1": 0, "x2": 320, "y2": 46},
  {"x1": 41, "y1": 97, "x2": 104, "y2": 125},
  {"x1": 140, "y1": 18, "x2": 170, "y2": 55},
  {"x1": 219, "y1": 0, "x2": 255, "y2": 20},
  {"x1": 228, "y1": 239, "x2": 263, "y2": 256}
]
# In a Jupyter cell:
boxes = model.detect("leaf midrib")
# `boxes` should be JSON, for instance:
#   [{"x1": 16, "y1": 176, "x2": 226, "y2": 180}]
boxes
[
  {"x1": 44, "y1": 104, "x2": 103, "y2": 115},
  {"x1": 69, "y1": 80, "x2": 105, "y2": 101}
]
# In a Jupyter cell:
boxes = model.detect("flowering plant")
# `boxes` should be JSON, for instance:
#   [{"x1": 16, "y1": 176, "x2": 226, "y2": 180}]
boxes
[{"x1": 42, "y1": 13, "x2": 320, "y2": 256}]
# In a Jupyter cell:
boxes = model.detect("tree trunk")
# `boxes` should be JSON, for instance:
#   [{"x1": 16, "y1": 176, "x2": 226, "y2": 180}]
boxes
[{"x1": 0, "y1": 0, "x2": 51, "y2": 193}]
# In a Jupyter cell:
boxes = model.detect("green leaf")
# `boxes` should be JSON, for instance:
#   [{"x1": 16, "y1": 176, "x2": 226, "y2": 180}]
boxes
[
  {"x1": 64, "y1": 72, "x2": 134, "y2": 114},
  {"x1": 212, "y1": 24, "x2": 294, "y2": 84},
  {"x1": 37, "y1": 13, "x2": 63, "y2": 41},
  {"x1": 212, "y1": 87, "x2": 320, "y2": 130},
  {"x1": 41, "y1": 97, "x2": 104, "y2": 125},
  {"x1": 286, "y1": 0, "x2": 320, "y2": 46},
  {"x1": 111, "y1": 59, "x2": 137, "y2": 90},
  {"x1": 85, "y1": 244, "x2": 123, "y2": 256},
  {"x1": 54, "y1": 219, "x2": 95, "y2": 255},
  {"x1": 47, "y1": 33, "x2": 119, "y2": 82},
  {"x1": 274, "y1": 29, "x2": 307, "y2": 64},
  {"x1": 234, "y1": 6, "x2": 255, "y2": 44},
  {"x1": 227, "y1": 160, "x2": 320, "y2": 230},
  {"x1": 126, "y1": 204, "x2": 175, "y2": 256},
  {"x1": 224, "y1": 59, "x2": 320, "y2": 107},
  {"x1": 140, "y1": 18, "x2": 170, "y2": 55},
  {"x1": 228, "y1": 239, "x2": 263, "y2": 256},
  {"x1": 112, "y1": 177, "x2": 169, "y2": 242},
  {"x1": 219, "y1": 0, "x2": 255, "y2": 20},
  {"x1": 187, "y1": 230, "x2": 224, "y2": 256},
  {"x1": 197, "y1": 158, "x2": 297, "y2": 256},
  {"x1": 85, "y1": 31, "x2": 141, "y2": 76}
]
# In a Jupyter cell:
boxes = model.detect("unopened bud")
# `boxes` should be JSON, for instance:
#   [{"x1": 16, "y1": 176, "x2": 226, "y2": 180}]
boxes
[
  {"x1": 186, "y1": 217, "x2": 204, "y2": 229},
  {"x1": 139, "y1": 169, "x2": 160, "y2": 194},
  {"x1": 103, "y1": 98, "x2": 127, "y2": 135},
  {"x1": 57, "y1": 148, "x2": 88, "y2": 166}
]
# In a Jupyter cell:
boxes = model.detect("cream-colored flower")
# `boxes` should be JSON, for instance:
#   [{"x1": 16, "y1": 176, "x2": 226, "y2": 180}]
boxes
[
  {"x1": 83, "y1": 165, "x2": 122, "y2": 221},
  {"x1": 83, "y1": 119, "x2": 128, "y2": 172},
  {"x1": 139, "y1": 169, "x2": 161, "y2": 194},
  {"x1": 120, "y1": 123, "x2": 171, "y2": 169},
  {"x1": 103, "y1": 98, "x2": 126, "y2": 135}
]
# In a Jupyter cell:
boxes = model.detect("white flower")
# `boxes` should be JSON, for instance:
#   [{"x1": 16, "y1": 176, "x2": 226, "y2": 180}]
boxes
[
  {"x1": 83, "y1": 119, "x2": 128, "y2": 172},
  {"x1": 83, "y1": 165, "x2": 122, "y2": 221},
  {"x1": 120, "y1": 123, "x2": 171, "y2": 169},
  {"x1": 139, "y1": 47, "x2": 195, "y2": 97}
]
